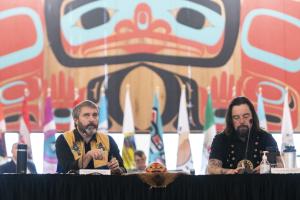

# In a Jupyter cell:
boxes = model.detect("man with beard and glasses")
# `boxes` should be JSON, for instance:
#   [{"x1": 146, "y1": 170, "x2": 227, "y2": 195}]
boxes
[
  {"x1": 207, "y1": 96, "x2": 283, "y2": 174},
  {"x1": 55, "y1": 100, "x2": 126, "y2": 174}
]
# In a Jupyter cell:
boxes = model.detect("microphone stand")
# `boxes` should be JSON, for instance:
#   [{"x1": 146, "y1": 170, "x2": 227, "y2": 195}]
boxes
[
  {"x1": 244, "y1": 127, "x2": 251, "y2": 162},
  {"x1": 242, "y1": 125, "x2": 252, "y2": 174}
]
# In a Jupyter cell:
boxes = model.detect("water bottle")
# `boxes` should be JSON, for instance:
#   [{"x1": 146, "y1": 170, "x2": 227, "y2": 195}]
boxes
[
  {"x1": 282, "y1": 146, "x2": 297, "y2": 168},
  {"x1": 17, "y1": 144, "x2": 27, "y2": 174},
  {"x1": 260, "y1": 151, "x2": 270, "y2": 174}
]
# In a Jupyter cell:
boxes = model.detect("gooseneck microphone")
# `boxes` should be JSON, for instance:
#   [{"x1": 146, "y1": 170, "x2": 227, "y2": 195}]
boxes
[
  {"x1": 243, "y1": 119, "x2": 253, "y2": 173},
  {"x1": 244, "y1": 125, "x2": 251, "y2": 161}
]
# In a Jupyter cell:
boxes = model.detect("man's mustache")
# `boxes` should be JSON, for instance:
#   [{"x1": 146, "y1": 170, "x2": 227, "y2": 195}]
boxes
[
  {"x1": 85, "y1": 123, "x2": 97, "y2": 129},
  {"x1": 84, "y1": 123, "x2": 98, "y2": 135}
]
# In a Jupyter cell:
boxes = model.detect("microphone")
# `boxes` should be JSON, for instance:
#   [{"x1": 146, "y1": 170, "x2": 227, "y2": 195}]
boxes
[
  {"x1": 243, "y1": 119, "x2": 252, "y2": 173},
  {"x1": 17, "y1": 144, "x2": 27, "y2": 174},
  {"x1": 249, "y1": 119, "x2": 253, "y2": 125},
  {"x1": 244, "y1": 119, "x2": 252, "y2": 158}
]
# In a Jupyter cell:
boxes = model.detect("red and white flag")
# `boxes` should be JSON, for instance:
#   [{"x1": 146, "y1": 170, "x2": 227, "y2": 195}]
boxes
[{"x1": 19, "y1": 92, "x2": 32, "y2": 158}]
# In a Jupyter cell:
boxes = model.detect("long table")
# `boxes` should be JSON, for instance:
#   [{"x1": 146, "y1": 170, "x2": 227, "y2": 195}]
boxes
[{"x1": 0, "y1": 173, "x2": 300, "y2": 200}]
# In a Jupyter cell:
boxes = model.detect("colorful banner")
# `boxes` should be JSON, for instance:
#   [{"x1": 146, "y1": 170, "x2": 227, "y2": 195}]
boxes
[{"x1": 1, "y1": 0, "x2": 300, "y2": 133}]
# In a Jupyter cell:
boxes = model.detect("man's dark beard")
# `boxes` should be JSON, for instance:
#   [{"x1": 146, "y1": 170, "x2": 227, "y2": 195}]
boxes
[
  {"x1": 236, "y1": 125, "x2": 249, "y2": 142},
  {"x1": 77, "y1": 122, "x2": 98, "y2": 136}
]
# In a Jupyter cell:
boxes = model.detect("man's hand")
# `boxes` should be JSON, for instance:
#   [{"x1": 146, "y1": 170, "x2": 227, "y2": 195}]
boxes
[
  {"x1": 208, "y1": 159, "x2": 246, "y2": 174},
  {"x1": 108, "y1": 157, "x2": 123, "y2": 174},
  {"x1": 253, "y1": 165, "x2": 260, "y2": 174},
  {"x1": 87, "y1": 149, "x2": 104, "y2": 160},
  {"x1": 79, "y1": 149, "x2": 104, "y2": 169},
  {"x1": 223, "y1": 167, "x2": 245, "y2": 174}
]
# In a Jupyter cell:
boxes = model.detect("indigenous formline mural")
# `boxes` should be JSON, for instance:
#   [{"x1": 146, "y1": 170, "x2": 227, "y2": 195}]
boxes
[{"x1": 1, "y1": 0, "x2": 299, "y2": 132}]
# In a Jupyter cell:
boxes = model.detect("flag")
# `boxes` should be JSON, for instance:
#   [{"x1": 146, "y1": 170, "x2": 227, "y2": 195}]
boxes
[
  {"x1": 98, "y1": 87, "x2": 108, "y2": 133},
  {"x1": 148, "y1": 93, "x2": 166, "y2": 165},
  {"x1": 121, "y1": 86, "x2": 137, "y2": 170},
  {"x1": 176, "y1": 86, "x2": 193, "y2": 172},
  {"x1": 69, "y1": 88, "x2": 80, "y2": 130},
  {"x1": 281, "y1": 88, "x2": 294, "y2": 151},
  {"x1": 43, "y1": 92, "x2": 57, "y2": 173},
  {"x1": 19, "y1": 95, "x2": 32, "y2": 158},
  {"x1": 201, "y1": 90, "x2": 216, "y2": 174},
  {"x1": 257, "y1": 88, "x2": 267, "y2": 130},
  {"x1": 0, "y1": 103, "x2": 7, "y2": 158}
]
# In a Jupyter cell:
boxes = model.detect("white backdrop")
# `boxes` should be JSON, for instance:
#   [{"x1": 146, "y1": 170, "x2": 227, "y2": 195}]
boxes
[{"x1": 4, "y1": 132, "x2": 300, "y2": 174}]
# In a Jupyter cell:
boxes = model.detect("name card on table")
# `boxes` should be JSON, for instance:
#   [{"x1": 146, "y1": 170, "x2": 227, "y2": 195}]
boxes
[
  {"x1": 79, "y1": 169, "x2": 111, "y2": 175},
  {"x1": 271, "y1": 168, "x2": 300, "y2": 174}
]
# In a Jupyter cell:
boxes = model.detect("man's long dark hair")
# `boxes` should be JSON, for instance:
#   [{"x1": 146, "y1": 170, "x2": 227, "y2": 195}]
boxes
[{"x1": 224, "y1": 96, "x2": 261, "y2": 135}]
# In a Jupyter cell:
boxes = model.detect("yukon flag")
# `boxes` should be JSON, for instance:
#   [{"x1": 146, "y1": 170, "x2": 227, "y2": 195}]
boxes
[
  {"x1": 19, "y1": 90, "x2": 32, "y2": 158},
  {"x1": 122, "y1": 86, "x2": 137, "y2": 170},
  {"x1": 69, "y1": 88, "x2": 80, "y2": 130},
  {"x1": 281, "y1": 88, "x2": 294, "y2": 151},
  {"x1": 201, "y1": 88, "x2": 216, "y2": 174},
  {"x1": 148, "y1": 92, "x2": 166, "y2": 165},
  {"x1": 43, "y1": 89, "x2": 57, "y2": 173},
  {"x1": 0, "y1": 103, "x2": 7, "y2": 158},
  {"x1": 257, "y1": 88, "x2": 267, "y2": 130},
  {"x1": 176, "y1": 85, "x2": 193, "y2": 172},
  {"x1": 98, "y1": 87, "x2": 108, "y2": 133}
]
